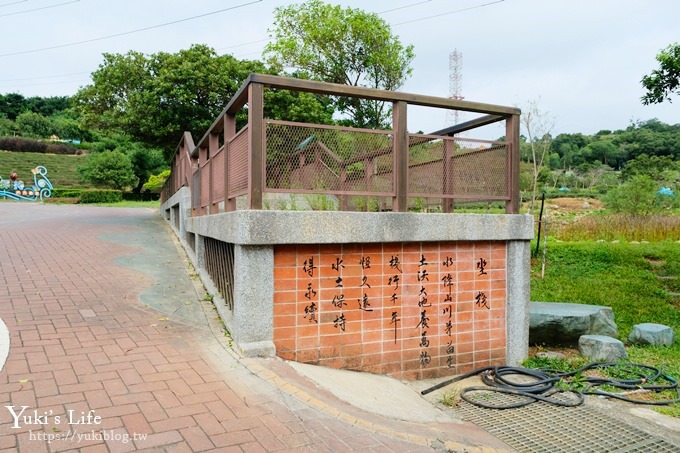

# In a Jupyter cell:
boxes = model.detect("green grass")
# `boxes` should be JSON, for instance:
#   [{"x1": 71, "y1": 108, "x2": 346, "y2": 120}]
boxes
[
  {"x1": 531, "y1": 240, "x2": 680, "y2": 415},
  {"x1": 0, "y1": 150, "x2": 90, "y2": 188}
]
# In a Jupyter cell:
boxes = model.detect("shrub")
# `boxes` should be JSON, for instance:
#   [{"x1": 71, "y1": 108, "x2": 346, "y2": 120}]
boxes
[
  {"x1": 605, "y1": 175, "x2": 659, "y2": 216},
  {"x1": 79, "y1": 190, "x2": 122, "y2": 203},
  {"x1": 78, "y1": 151, "x2": 138, "y2": 190},
  {"x1": 51, "y1": 188, "x2": 85, "y2": 198},
  {"x1": 142, "y1": 169, "x2": 170, "y2": 193},
  {"x1": 0, "y1": 136, "x2": 79, "y2": 154}
]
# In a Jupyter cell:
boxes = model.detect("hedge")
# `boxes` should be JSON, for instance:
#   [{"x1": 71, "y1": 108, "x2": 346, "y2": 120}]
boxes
[
  {"x1": 78, "y1": 190, "x2": 122, "y2": 203},
  {"x1": 0, "y1": 137, "x2": 81, "y2": 155}
]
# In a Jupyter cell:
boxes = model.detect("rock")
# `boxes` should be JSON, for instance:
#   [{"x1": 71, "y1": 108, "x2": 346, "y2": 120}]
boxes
[
  {"x1": 611, "y1": 240, "x2": 620, "y2": 244},
  {"x1": 530, "y1": 302, "x2": 618, "y2": 345},
  {"x1": 579, "y1": 335, "x2": 627, "y2": 361},
  {"x1": 628, "y1": 323, "x2": 675, "y2": 346},
  {"x1": 535, "y1": 351, "x2": 567, "y2": 360}
]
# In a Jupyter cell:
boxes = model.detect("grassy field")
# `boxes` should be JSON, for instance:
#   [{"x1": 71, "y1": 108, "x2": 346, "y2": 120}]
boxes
[
  {"x1": 0, "y1": 150, "x2": 89, "y2": 188},
  {"x1": 530, "y1": 236, "x2": 680, "y2": 415}
]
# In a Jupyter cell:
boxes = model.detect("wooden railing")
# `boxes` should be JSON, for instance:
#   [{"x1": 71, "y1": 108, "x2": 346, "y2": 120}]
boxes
[
  {"x1": 160, "y1": 132, "x2": 196, "y2": 204},
  {"x1": 162, "y1": 74, "x2": 521, "y2": 214}
]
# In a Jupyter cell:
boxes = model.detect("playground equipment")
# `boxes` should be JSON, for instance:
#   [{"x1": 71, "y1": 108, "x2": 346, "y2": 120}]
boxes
[{"x1": 0, "y1": 166, "x2": 53, "y2": 201}]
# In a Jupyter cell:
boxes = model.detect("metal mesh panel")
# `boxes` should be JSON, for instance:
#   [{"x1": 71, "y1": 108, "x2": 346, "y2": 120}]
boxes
[
  {"x1": 407, "y1": 134, "x2": 508, "y2": 200},
  {"x1": 265, "y1": 120, "x2": 393, "y2": 195},
  {"x1": 203, "y1": 237, "x2": 234, "y2": 310},
  {"x1": 455, "y1": 396, "x2": 680, "y2": 453},
  {"x1": 228, "y1": 127, "x2": 249, "y2": 197}
]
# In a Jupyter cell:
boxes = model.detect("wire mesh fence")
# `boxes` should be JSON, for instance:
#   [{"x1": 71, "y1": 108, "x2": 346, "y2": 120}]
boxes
[{"x1": 264, "y1": 120, "x2": 394, "y2": 196}]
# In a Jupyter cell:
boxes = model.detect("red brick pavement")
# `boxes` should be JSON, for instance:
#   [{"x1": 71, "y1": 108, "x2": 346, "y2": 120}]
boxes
[{"x1": 0, "y1": 204, "x2": 504, "y2": 452}]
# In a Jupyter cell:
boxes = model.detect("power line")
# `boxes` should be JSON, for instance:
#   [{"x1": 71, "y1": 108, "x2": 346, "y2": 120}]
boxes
[
  {"x1": 215, "y1": 38, "x2": 269, "y2": 51},
  {"x1": 378, "y1": 0, "x2": 432, "y2": 15},
  {"x1": 0, "y1": 0, "x2": 28, "y2": 9},
  {"x1": 0, "y1": 0, "x2": 79, "y2": 18},
  {"x1": 393, "y1": 0, "x2": 504, "y2": 26},
  {"x1": 0, "y1": 0, "x2": 263, "y2": 58}
]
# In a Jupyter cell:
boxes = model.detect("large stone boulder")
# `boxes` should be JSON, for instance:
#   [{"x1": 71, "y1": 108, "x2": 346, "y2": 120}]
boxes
[
  {"x1": 579, "y1": 335, "x2": 627, "y2": 361},
  {"x1": 530, "y1": 302, "x2": 618, "y2": 345},
  {"x1": 628, "y1": 323, "x2": 675, "y2": 346}
]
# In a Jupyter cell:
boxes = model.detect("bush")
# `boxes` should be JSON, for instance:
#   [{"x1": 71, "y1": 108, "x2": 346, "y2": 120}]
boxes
[
  {"x1": 605, "y1": 175, "x2": 660, "y2": 215},
  {"x1": 122, "y1": 192, "x2": 160, "y2": 201},
  {"x1": 142, "y1": 169, "x2": 170, "y2": 193},
  {"x1": 51, "y1": 188, "x2": 85, "y2": 198},
  {"x1": 79, "y1": 190, "x2": 122, "y2": 203},
  {"x1": 0, "y1": 136, "x2": 79, "y2": 154},
  {"x1": 78, "y1": 150, "x2": 138, "y2": 190}
]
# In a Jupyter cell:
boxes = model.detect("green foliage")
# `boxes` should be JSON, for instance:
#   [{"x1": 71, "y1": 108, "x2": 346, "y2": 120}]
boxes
[
  {"x1": 605, "y1": 175, "x2": 664, "y2": 215},
  {"x1": 51, "y1": 188, "x2": 84, "y2": 198},
  {"x1": 265, "y1": 0, "x2": 414, "y2": 128},
  {"x1": 74, "y1": 45, "x2": 268, "y2": 156},
  {"x1": 641, "y1": 43, "x2": 680, "y2": 104},
  {"x1": 143, "y1": 169, "x2": 171, "y2": 192},
  {"x1": 78, "y1": 150, "x2": 137, "y2": 190},
  {"x1": 79, "y1": 189, "x2": 123, "y2": 203},
  {"x1": 621, "y1": 153, "x2": 680, "y2": 183},
  {"x1": 0, "y1": 93, "x2": 69, "y2": 120},
  {"x1": 265, "y1": 84, "x2": 335, "y2": 125},
  {"x1": 15, "y1": 111, "x2": 54, "y2": 138}
]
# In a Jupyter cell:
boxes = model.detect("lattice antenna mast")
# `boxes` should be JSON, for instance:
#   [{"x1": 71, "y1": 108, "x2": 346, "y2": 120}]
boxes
[{"x1": 447, "y1": 49, "x2": 463, "y2": 126}]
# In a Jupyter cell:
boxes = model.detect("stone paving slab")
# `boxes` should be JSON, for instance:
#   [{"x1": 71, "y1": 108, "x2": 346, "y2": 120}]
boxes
[{"x1": 0, "y1": 203, "x2": 507, "y2": 453}]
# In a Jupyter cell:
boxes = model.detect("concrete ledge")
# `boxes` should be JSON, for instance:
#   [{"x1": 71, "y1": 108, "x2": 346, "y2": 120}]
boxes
[
  {"x1": 187, "y1": 211, "x2": 534, "y2": 245},
  {"x1": 160, "y1": 186, "x2": 190, "y2": 212}
]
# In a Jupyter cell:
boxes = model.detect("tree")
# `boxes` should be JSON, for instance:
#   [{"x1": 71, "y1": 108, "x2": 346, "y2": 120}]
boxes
[
  {"x1": 78, "y1": 151, "x2": 137, "y2": 190},
  {"x1": 605, "y1": 175, "x2": 659, "y2": 216},
  {"x1": 15, "y1": 111, "x2": 54, "y2": 138},
  {"x1": 621, "y1": 153, "x2": 680, "y2": 183},
  {"x1": 264, "y1": 0, "x2": 414, "y2": 128},
  {"x1": 521, "y1": 100, "x2": 553, "y2": 213},
  {"x1": 87, "y1": 133, "x2": 165, "y2": 192},
  {"x1": 74, "y1": 45, "x2": 266, "y2": 156},
  {"x1": 641, "y1": 43, "x2": 680, "y2": 104},
  {"x1": 74, "y1": 44, "x2": 333, "y2": 159}
]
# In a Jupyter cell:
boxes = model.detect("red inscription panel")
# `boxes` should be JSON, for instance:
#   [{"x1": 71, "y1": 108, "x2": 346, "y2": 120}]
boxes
[{"x1": 273, "y1": 242, "x2": 507, "y2": 380}]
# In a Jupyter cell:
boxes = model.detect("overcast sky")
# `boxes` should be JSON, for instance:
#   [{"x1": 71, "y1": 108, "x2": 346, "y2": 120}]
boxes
[{"x1": 0, "y1": 0, "x2": 677, "y2": 138}]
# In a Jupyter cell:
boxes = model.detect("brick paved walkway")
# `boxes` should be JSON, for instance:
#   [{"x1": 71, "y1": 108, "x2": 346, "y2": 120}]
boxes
[{"x1": 0, "y1": 204, "x2": 505, "y2": 452}]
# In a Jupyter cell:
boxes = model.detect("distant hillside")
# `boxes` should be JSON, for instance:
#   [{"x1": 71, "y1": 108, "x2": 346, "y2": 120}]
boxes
[{"x1": 0, "y1": 150, "x2": 90, "y2": 188}]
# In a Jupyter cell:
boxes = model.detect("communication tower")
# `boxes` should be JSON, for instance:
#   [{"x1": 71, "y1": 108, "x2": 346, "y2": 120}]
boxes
[{"x1": 447, "y1": 49, "x2": 463, "y2": 127}]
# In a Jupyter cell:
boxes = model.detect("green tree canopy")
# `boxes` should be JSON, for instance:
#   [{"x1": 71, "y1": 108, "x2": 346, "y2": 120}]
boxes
[
  {"x1": 74, "y1": 44, "x2": 334, "y2": 159},
  {"x1": 641, "y1": 43, "x2": 680, "y2": 104},
  {"x1": 0, "y1": 93, "x2": 69, "y2": 120},
  {"x1": 78, "y1": 150, "x2": 138, "y2": 190},
  {"x1": 264, "y1": 0, "x2": 414, "y2": 128},
  {"x1": 74, "y1": 45, "x2": 268, "y2": 156}
]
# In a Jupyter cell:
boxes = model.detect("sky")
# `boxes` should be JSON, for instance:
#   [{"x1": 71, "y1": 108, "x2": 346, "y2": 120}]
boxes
[{"x1": 0, "y1": 0, "x2": 677, "y2": 139}]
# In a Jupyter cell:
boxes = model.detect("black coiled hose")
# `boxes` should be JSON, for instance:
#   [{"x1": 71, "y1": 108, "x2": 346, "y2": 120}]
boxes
[{"x1": 420, "y1": 362, "x2": 680, "y2": 410}]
